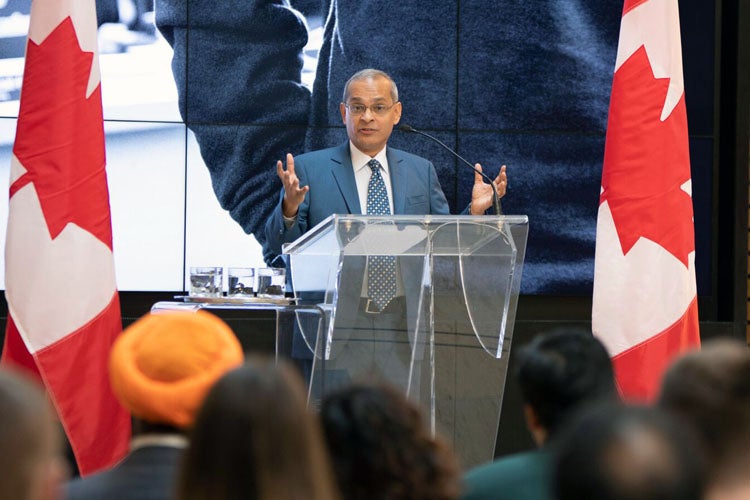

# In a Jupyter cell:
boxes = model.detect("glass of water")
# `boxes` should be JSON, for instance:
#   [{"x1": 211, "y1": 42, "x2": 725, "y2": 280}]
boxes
[
  {"x1": 227, "y1": 267, "x2": 255, "y2": 297},
  {"x1": 256, "y1": 267, "x2": 286, "y2": 298},
  {"x1": 189, "y1": 267, "x2": 223, "y2": 297}
]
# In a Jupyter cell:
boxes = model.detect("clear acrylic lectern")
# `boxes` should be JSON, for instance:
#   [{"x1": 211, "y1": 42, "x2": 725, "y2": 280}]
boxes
[{"x1": 283, "y1": 214, "x2": 528, "y2": 467}]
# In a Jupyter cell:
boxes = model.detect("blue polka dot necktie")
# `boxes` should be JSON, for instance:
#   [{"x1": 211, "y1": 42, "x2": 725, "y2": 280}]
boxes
[{"x1": 366, "y1": 159, "x2": 397, "y2": 311}]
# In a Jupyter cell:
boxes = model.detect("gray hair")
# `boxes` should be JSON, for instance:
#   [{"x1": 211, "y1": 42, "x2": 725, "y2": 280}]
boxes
[{"x1": 342, "y1": 69, "x2": 399, "y2": 104}]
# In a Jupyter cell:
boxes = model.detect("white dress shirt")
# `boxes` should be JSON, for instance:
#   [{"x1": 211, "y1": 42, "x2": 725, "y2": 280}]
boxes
[{"x1": 349, "y1": 142, "x2": 394, "y2": 215}]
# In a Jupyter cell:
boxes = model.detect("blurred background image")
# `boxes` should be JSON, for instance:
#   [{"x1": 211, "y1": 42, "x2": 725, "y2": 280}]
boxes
[{"x1": 0, "y1": 0, "x2": 720, "y2": 303}]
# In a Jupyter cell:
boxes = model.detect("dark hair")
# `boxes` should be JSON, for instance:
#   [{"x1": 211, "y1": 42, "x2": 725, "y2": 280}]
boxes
[
  {"x1": 176, "y1": 357, "x2": 339, "y2": 500},
  {"x1": 554, "y1": 403, "x2": 704, "y2": 500},
  {"x1": 320, "y1": 383, "x2": 460, "y2": 500},
  {"x1": 658, "y1": 338, "x2": 750, "y2": 485},
  {"x1": 516, "y1": 328, "x2": 617, "y2": 438},
  {"x1": 0, "y1": 369, "x2": 60, "y2": 500}
]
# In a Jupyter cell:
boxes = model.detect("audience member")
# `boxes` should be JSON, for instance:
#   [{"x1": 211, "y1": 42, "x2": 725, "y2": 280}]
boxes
[
  {"x1": 658, "y1": 338, "x2": 750, "y2": 500},
  {"x1": 462, "y1": 327, "x2": 617, "y2": 500},
  {"x1": 321, "y1": 383, "x2": 461, "y2": 500},
  {"x1": 66, "y1": 310, "x2": 244, "y2": 500},
  {"x1": 0, "y1": 369, "x2": 67, "y2": 500},
  {"x1": 176, "y1": 357, "x2": 339, "y2": 500},
  {"x1": 553, "y1": 403, "x2": 704, "y2": 500}
]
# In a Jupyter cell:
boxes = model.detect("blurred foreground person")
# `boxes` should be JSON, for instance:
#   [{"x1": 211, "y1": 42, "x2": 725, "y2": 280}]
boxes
[
  {"x1": 321, "y1": 383, "x2": 461, "y2": 500},
  {"x1": 0, "y1": 369, "x2": 67, "y2": 500},
  {"x1": 554, "y1": 404, "x2": 703, "y2": 500},
  {"x1": 462, "y1": 328, "x2": 617, "y2": 500},
  {"x1": 67, "y1": 311, "x2": 244, "y2": 500},
  {"x1": 177, "y1": 357, "x2": 340, "y2": 500},
  {"x1": 659, "y1": 339, "x2": 750, "y2": 500}
]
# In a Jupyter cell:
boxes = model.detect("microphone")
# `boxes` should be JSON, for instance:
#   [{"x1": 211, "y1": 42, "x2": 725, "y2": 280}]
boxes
[{"x1": 398, "y1": 124, "x2": 502, "y2": 215}]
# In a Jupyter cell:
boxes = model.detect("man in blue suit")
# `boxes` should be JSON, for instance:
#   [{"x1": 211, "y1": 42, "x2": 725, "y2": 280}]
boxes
[
  {"x1": 263, "y1": 68, "x2": 507, "y2": 262},
  {"x1": 264, "y1": 69, "x2": 507, "y2": 393}
]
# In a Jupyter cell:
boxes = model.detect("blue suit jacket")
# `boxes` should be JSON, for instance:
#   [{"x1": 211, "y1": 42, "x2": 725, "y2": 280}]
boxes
[{"x1": 263, "y1": 142, "x2": 453, "y2": 262}]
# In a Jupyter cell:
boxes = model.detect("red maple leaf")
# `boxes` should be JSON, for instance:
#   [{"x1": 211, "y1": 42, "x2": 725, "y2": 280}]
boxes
[
  {"x1": 11, "y1": 16, "x2": 113, "y2": 250},
  {"x1": 601, "y1": 45, "x2": 694, "y2": 267}
]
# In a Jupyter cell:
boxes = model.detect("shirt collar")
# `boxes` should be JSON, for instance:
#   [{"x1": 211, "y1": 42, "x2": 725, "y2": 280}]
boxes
[
  {"x1": 349, "y1": 142, "x2": 389, "y2": 175},
  {"x1": 130, "y1": 433, "x2": 189, "y2": 451}
]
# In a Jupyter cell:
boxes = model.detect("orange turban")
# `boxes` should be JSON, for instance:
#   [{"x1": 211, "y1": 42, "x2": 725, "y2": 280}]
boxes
[{"x1": 109, "y1": 310, "x2": 243, "y2": 428}]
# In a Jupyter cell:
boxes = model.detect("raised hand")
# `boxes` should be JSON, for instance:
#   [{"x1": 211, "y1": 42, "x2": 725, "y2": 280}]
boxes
[
  {"x1": 470, "y1": 164, "x2": 507, "y2": 215},
  {"x1": 276, "y1": 153, "x2": 309, "y2": 217}
]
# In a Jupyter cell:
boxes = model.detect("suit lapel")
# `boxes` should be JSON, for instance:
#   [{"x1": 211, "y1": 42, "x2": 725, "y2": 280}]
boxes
[
  {"x1": 330, "y1": 143, "x2": 361, "y2": 214},
  {"x1": 387, "y1": 148, "x2": 407, "y2": 215}
]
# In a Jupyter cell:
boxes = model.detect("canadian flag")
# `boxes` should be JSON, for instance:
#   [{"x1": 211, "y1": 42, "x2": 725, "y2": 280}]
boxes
[
  {"x1": 592, "y1": 0, "x2": 700, "y2": 401},
  {"x1": 1, "y1": 0, "x2": 130, "y2": 474}
]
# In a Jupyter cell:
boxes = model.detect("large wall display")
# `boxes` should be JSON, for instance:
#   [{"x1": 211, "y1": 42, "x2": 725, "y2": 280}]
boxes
[{"x1": 0, "y1": 0, "x2": 716, "y2": 296}]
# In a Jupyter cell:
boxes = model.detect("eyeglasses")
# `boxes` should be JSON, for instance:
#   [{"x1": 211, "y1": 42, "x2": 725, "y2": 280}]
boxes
[{"x1": 344, "y1": 102, "x2": 399, "y2": 116}]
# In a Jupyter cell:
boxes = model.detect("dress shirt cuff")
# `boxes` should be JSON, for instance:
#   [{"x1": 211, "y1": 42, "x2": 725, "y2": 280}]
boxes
[{"x1": 283, "y1": 213, "x2": 297, "y2": 229}]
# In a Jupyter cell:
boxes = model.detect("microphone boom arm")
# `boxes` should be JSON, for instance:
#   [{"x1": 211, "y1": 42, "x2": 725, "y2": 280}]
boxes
[{"x1": 398, "y1": 124, "x2": 502, "y2": 215}]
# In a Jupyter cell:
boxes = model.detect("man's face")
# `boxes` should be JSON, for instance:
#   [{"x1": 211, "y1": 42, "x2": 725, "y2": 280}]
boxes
[{"x1": 339, "y1": 76, "x2": 402, "y2": 157}]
